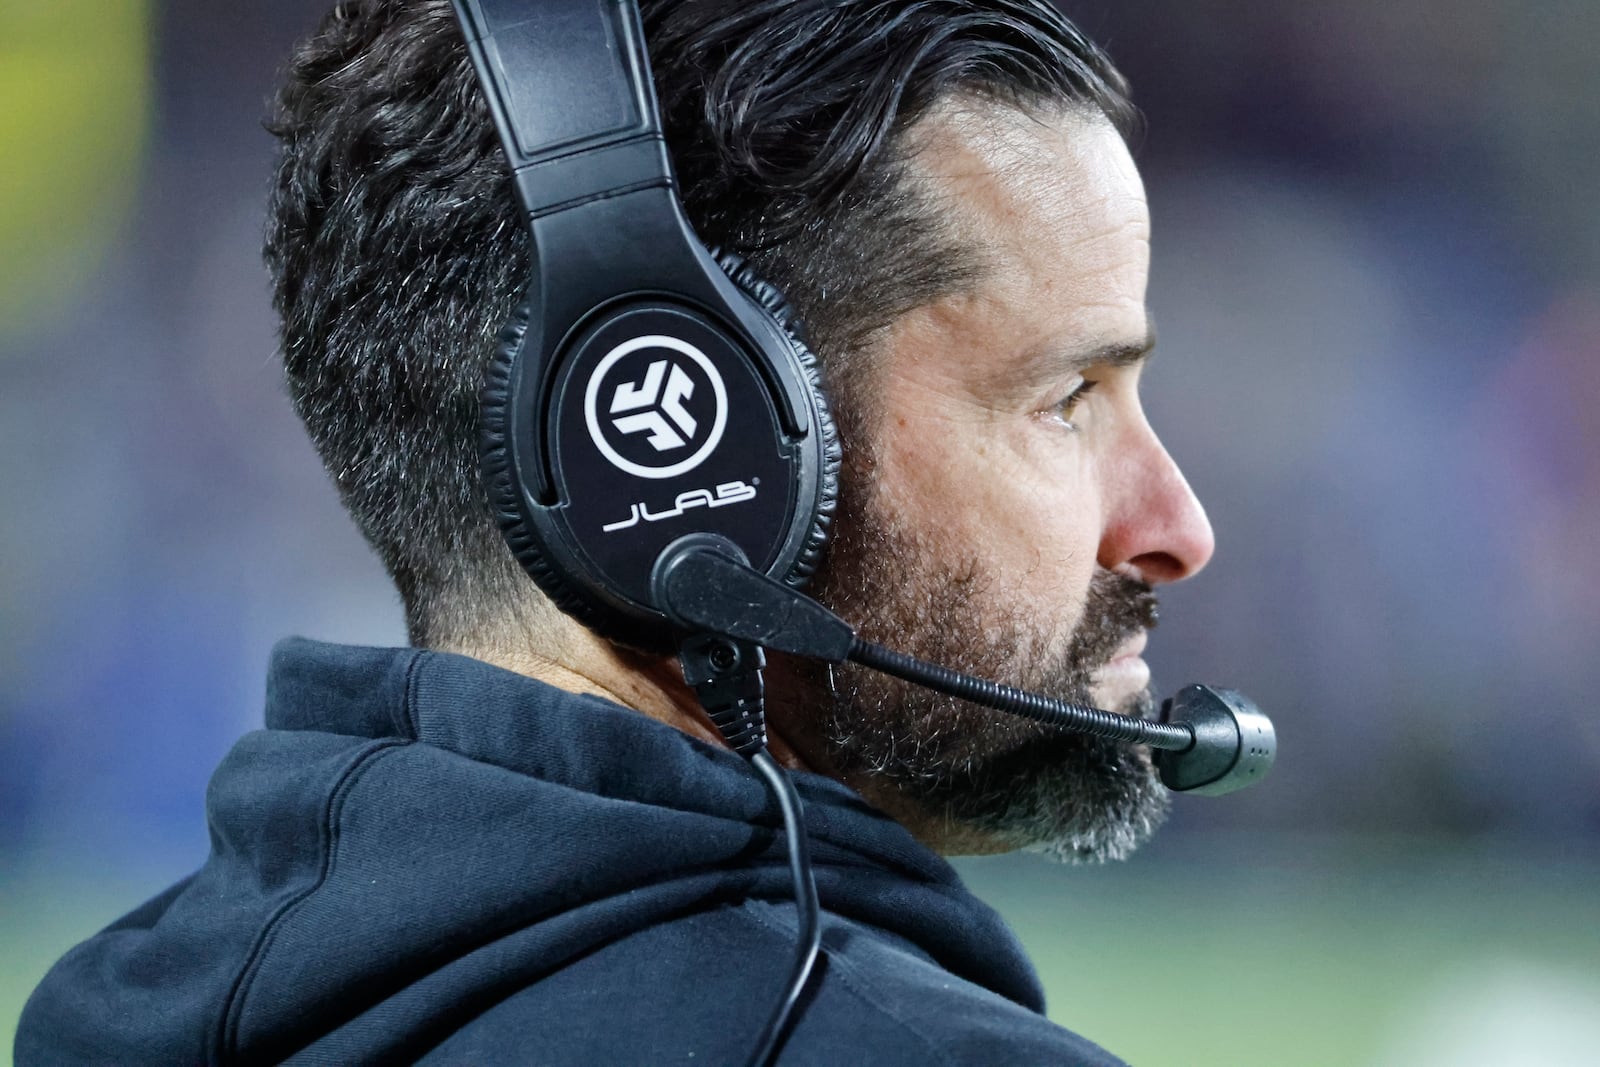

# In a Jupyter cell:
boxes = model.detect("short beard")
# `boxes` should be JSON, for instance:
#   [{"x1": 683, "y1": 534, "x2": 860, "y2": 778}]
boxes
[{"x1": 789, "y1": 472, "x2": 1172, "y2": 863}]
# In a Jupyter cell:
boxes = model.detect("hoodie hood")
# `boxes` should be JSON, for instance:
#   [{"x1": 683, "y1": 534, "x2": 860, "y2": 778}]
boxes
[{"x1": 18, "y1": 638, "x2": 1048, "y2": 1063}]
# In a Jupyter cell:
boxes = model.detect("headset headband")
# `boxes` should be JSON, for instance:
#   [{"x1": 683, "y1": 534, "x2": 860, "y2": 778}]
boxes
[{"x1": 454, "y1": 0, "x2": 672, "y2": 219}]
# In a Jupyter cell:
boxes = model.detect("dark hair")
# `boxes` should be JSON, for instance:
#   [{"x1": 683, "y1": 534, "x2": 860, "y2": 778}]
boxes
[{"x1": 264, "y1": 0, "x2": 1134, "y2": 648}]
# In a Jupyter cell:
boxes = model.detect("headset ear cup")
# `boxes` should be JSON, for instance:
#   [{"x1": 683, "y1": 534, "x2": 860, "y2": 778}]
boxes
[
  {"x1": 484, "y1": 263, "x2": 840, "y2": 652},
  {"x1": 710, "y1": 250, "x2": 841, "y2": 590},
  {"x1": 480, "y1": 295, "x2": 612, "y2": 634}
]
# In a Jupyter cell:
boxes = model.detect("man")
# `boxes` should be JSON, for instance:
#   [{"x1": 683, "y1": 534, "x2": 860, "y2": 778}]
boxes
[{"x1": 18, "y1": 0, "x2": 1213, "y2": 1062}]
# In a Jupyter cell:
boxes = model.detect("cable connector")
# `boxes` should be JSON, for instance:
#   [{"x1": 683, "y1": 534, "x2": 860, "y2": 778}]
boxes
[{"x1": 678, "y1": 633, "x2": 768, "y2": 758}]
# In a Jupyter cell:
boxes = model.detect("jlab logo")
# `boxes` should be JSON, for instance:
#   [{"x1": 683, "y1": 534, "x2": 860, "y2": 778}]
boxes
[{"x1": 584, "y1": 335, "x2": 729, "y2": 480}]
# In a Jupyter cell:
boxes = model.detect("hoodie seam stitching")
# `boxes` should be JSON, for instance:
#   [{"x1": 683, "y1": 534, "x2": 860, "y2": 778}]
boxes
[
  {"x1": 212, "y1": 737, "x2": 410, "y2": 1061},
  {"x1": 398, "y1": 646, "x2": 426, "y2": 738}
]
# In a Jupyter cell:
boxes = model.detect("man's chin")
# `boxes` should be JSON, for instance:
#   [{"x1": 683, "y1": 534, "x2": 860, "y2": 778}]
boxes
[
  {"x1": 838, "y1": 704, "x2": 1171, "y2": 865},
  {"x1": 969, "y1": 735, "x2": 1169, "y2": 864}
]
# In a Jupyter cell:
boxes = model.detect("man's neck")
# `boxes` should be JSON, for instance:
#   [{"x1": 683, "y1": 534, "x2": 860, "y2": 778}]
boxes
[{"x1": 461, "y1": 628, "x2": 815, "y2": 771}]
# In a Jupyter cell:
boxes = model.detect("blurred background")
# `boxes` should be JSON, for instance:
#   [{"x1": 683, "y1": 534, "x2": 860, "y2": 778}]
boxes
[{"x1": 2, "y1": 0, "x2": 1596, "y2": 1063}]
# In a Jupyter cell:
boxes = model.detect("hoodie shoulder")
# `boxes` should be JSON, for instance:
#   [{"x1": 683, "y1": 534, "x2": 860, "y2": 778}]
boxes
[
  {"x1": 412, "y1": 900, "x2": 1126, "y2": 1067},
  {"x1": 15, "y1": 729, "x2": 404, "y2": 1064}
]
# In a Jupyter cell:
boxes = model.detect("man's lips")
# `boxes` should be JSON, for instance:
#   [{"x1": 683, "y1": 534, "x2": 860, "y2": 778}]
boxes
[
  {"x1": 1091, "y1": 630, "x2": 1151, "y2": 709},
  {"x1": 1103, "y1": 630, "x2": 1148, "y2": 668}
]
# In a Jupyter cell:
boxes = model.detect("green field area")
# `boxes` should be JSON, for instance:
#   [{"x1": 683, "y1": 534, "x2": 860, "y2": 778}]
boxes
[
  {"x1": 6, "y1": 835, "x2": 1597, "y2": 1065},
  {"x1": 957, "y1": 838, "x2": 1600, "y2": 1066}
]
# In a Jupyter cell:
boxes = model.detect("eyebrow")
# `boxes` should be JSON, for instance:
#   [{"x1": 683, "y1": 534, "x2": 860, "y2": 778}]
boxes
[
  {"x1": 1073, "y1": 329, "x2": 1157, "y2": 371},
  {"x1": 1026, "y1": 319, "x2": 1158, "y2": 382}
]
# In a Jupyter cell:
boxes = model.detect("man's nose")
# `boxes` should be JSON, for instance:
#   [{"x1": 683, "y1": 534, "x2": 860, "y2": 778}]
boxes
[{"x1": 1097, "y1": 419, "x2": 1215, "y2": 585}]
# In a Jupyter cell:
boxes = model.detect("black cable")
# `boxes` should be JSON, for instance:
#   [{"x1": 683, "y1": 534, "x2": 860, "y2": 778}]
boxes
[
  {"x1": 744, "y1": 748, "x2": 822, "y2": 1067},
  {"x1": 848, "y1": 638, "x2": 1196, "y2": 751},
  {"x1": 677, "y1": 634, "x2": 821, "y2": 1064}
]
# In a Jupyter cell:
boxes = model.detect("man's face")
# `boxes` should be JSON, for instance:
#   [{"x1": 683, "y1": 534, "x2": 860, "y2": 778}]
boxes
[{"x1": 777, "y1": 103, "x2": 1215, "y2": 861}]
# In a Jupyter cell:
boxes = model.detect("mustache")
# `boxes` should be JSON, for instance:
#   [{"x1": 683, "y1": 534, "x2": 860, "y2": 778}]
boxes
[{"x1": 1059, "y1": 569, "x2": 1159, "y2": 676}]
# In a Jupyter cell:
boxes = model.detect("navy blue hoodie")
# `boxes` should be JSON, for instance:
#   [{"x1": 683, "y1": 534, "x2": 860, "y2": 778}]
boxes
[{"x1": 17, "y1": 638, "x2": 1125, "y2": 1065}]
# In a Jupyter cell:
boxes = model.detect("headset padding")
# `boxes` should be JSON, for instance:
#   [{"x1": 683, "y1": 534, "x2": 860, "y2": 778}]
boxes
[
  {"x1": 711, "y1": 248, "x2": 841, "y2": 591},
  {"x1": 480, "y1": 297, "x2": 613, "y2": 637}
]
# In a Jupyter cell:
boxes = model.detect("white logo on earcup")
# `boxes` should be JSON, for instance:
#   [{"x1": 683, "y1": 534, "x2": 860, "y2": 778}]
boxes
[
  {"x1": 584, "y1": 335, "x2": 729, "y2": 480},
  {"x1": 609, "y1": 360, "x2": 698, "y2": 451}
]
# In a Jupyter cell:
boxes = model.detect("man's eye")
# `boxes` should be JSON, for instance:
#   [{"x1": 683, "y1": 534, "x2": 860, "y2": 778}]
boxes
[{"x1": 1052, "y1": 378, "x2": 1099, "y2": 428}]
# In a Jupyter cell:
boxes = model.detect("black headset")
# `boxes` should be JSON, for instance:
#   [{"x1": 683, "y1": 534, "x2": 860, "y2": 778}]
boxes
[{"x1": 458, "y1": 0, "x2": 839, "y2": 655}]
